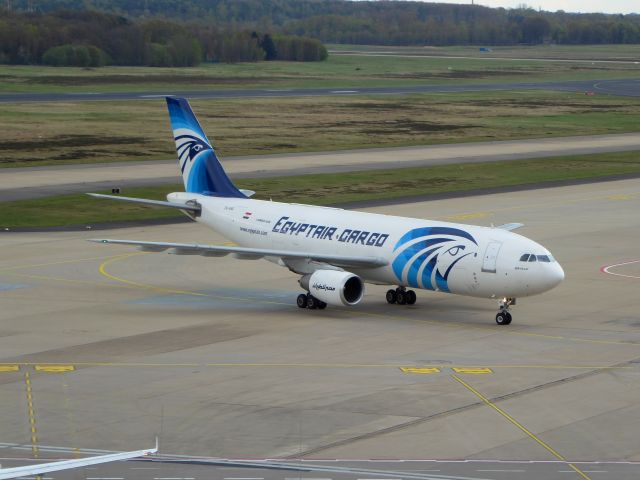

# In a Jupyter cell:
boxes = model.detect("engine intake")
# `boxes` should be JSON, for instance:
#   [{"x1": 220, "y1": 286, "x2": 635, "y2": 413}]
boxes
[{"x1": 299, "y1": 270, "x2": 364, "y2": 307}]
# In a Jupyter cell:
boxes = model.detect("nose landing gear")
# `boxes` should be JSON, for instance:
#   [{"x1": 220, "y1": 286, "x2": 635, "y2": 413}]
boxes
[
  {"x1": 496, "y1": 297, "x2": 516, "y2": 325},
  {"x1": 386, "y1": 287, "x2": 417, "y2": 306}
]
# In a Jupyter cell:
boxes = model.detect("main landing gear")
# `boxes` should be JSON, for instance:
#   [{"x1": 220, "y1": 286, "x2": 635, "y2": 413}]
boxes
[
  {"x1": 297, "y1": 293, "x2": 327, "y2": 310},
  {"x1": 496, "y1": 297, "x2": 516, "y2": 325},
  {"x1": 386, "y1": 287, "x2": 417, "y2": 306}
]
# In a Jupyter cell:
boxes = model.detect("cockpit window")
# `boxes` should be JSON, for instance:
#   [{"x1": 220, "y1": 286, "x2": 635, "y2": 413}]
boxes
[{"x1": 520, "y1": 253, "x2": 556, "y2": 263}]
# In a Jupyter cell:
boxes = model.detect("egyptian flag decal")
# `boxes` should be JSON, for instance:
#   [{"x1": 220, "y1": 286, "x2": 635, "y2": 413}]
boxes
[{"x1": 243, "y1": 211, "x2": 252, "y2": 220}]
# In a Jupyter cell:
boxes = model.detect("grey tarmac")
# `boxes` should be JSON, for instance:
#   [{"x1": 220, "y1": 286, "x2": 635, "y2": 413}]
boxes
[
  {"x1": 1, "y1": 178, "x2": 640, "y2": 480},
  {"x1": 3, "y1": 133, "x2": 640, "y2": 201}
]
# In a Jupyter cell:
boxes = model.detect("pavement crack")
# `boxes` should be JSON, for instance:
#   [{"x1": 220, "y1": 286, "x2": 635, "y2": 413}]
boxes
[{"x1": 290, "y1": 355, "x2": 640, "y2": 458}]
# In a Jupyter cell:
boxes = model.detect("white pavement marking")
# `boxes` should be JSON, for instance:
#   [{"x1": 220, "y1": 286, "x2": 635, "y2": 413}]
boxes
[
  {"x1": 477, "y1": 469, "x2": 526, "y2": 472},
  {"x1": 154, "y1": 477, "x2": 195, "y2": 480},
  {"x1": 224, "y1": 478, "x2": 265, "y2": 479},
  {"x1": 601, "y1": 259, "x2": 640, "y2": 279}
]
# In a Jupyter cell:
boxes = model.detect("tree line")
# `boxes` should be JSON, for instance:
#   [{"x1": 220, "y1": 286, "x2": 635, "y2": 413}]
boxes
[
  {"x1": 0, "y1": 10, "x2": 328, "y2": 66},
  {"x1": 3, "y1": 0, "x2": 640, "y2": 46}
]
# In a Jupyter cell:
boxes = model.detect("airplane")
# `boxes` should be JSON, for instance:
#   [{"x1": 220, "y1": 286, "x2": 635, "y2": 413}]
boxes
[
  {"x1": 0, "y1": 441, "x2": 157, "y2": 479},
  {"x1": 89, "y1": 97, "x2": 564, "y2": 325}
]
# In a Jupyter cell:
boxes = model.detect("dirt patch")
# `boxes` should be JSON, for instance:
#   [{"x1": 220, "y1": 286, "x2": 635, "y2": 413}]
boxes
[
  {"x1": 0, "y1": 134, "x2": 146, "y2": 151},
  {"x1": 342, "y1": 102, "x2": 414, "y2": 110},
  {"x1": 23, "y1": 74, "x2": 284, "y2": 86},
  {"x1": 378, "y1": 69, "x2": 531, "y2": 80},
  {"x1": 361, "y1": 119, "x2": 473, "y2": 134}
]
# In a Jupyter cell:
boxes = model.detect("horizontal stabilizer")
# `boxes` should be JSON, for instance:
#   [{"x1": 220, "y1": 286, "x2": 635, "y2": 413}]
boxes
[
  {"x1": 496, "y1": 222, "x2": 524, "y2": 231},
  {"x1": 89, "y1": 239, "x2": 388, "y2": 269},
  {"x1": 87, "y1": 193, "x2": 200, "y2": 212}
]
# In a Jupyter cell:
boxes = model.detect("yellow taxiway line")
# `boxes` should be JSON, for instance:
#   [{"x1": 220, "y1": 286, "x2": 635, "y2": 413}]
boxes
[
  {"x1": 453, "y1": 374, "x2": 592, "y2": 480},
  {"x1": 0, "y1": 361, "x2": 632, "y2": 371}
]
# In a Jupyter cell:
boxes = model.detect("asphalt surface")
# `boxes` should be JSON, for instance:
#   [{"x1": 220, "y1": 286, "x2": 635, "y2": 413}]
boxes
[
  {"x1": 1, "y1": 178, "x2": 640, "y2": 480},
  {"x1": 4, "y1": 133, "x2": 640, "y2": 201},
  {"x1": 0, "y1": 453, "x2": 639, "y2": 480},
  {"x1": 1, "y1": 78, "x2": 640, "y2": 104}
]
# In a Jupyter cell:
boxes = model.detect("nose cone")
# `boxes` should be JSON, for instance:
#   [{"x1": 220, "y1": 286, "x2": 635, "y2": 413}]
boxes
[{"x1": 546, "y1": 262, "x2": 565, "y2": 290}]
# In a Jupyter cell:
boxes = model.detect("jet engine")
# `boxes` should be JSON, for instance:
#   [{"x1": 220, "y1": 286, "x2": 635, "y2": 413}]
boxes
[{"x1": 299, "y1": 270, "x2": 365, "y2": 306}]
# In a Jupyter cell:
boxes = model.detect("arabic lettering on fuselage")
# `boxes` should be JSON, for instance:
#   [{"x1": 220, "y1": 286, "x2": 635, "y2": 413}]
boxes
[{"x1": 272, "y1": 216, "x2": 389, "y2": 247}]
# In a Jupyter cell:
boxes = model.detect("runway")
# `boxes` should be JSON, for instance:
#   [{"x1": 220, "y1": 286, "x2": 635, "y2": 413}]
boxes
[
  {"x1": 1, "y1": 178, "x2": 640, "y2": 480},
  {"x1": 1, "y1": 78, "x2": 640, "y2": 104},
  {"x1": 4, "y1": 133, "x2": 640, "y2": 201}
]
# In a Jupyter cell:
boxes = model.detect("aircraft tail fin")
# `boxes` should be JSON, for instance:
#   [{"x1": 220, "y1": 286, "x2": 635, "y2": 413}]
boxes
[{"x1": 165, "y1": 97, "x2": 246, "y2": 198}]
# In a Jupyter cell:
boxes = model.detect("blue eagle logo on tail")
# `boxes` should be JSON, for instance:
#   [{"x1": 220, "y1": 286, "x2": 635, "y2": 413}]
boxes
[
  {"x1": 392, "y1": 227, "x2": 478, "y2": 292},
  {"x1": 175, "y1": 134, "x2": 212, "y2": 173}
]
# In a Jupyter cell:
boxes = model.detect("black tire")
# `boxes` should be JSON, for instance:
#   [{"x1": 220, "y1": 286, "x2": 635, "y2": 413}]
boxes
[
  {"x1": 504, "y1": 312, "x2": 513, "y2": 325},
  {"x1": 406, "y1": 290, "x2": 417, "y2": 305},
  {"x1": 318, "y1": 301, "x2": 327, "y2": 310},
  {"x1": 396, "y1": 290, "x2": 407, "y2": 305},
  {"x1": 386, "y1": 289, "x2": 397, "y2": 304},
  {"x1": 307, "y1": 295, "x2": 318, "y2": 310},
  {"x1": 297, "y1": 294, "x2": 308, "y2": 308},
  {"x1": 496, "y1": 312, "x2": 509, "y2": 325}
]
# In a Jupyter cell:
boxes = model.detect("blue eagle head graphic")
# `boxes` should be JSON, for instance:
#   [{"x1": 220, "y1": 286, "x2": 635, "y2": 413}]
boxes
[
  {"x1": 392, "y1": 227, "x2": 478, "y2": 292},
  {"x1": 175, "y1": 133, "x2": 212, "y2": 173}
]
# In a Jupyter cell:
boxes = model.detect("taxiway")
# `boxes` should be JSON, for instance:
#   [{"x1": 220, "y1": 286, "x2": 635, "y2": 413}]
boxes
[
  {"x1": 3, "y1": 133, "x2": 640, "y2": 201},
  {"x1": 1, "y1": 178, "x2": 639, "y2": 479}
]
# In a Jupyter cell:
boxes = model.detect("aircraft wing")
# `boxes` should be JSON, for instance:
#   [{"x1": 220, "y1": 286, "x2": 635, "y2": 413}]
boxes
[
  {"x1": 87, "y1": 193, "x2": 201, "y2": 213},
  {"x1": 496, "y1": 222, "x2": 524, "y2": 231},
  {"x1": 89, "y1": 239, "x2": 388, "y2": 269},
  {"x1": 0, "y1": 443, "x2": 157, "y2": 480}
]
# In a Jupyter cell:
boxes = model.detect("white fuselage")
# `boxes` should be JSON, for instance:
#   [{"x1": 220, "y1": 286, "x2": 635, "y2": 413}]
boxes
[{"x1": 169, "y1": 192, "x2": 564, "y2": 299}]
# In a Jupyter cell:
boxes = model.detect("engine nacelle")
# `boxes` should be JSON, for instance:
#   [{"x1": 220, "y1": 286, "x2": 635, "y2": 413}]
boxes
[{"x1": 299, "y1": 270, "x2": 364, "y2": 306}]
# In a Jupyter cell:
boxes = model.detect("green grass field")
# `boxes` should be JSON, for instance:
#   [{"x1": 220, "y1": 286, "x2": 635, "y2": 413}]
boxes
[
  {"x1": 3, "y1": 151, "x2": 639, "y2": 228},
  {"x1": 1, "y1": 45, "x2": 639, "y2": 94},
  {"x1": 3, "y1": 91, "x2": 640, "y2": 168}
]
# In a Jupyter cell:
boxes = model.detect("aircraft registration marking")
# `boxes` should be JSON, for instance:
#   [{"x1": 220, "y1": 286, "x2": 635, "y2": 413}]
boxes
[
  {"x1": 0, "y1": 364, "x2": 20, "y2": 372},
  {"x1": 452, "y1": 367, "x2": 493, "y2": 374},
  {"x1": 34, "y1": 364, "x2": 75, "y2": 373},
  {"x1": 400, "y1": 367, "x2": 441, "y2": 374}
]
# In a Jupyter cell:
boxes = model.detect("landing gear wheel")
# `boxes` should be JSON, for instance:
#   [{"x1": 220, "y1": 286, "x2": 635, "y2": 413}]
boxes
[
  {"x1": 386, "y1": 289, "x2": 397, "y2": 304},
  {"x1": 307, "y1": 295, "x2": 319, "y2": 310},
  {"x1": 396, "y1": 290, "x2": 407, "y2": 305},
  {"x1": 496, "y1": 297, "x2": 515, "y2": 325},
  {"x1": 318, "y1": 301, "x2": 327, "y2": 310},
  {"x1": 297, "y1": 293, "x2": 308, "y2": 309},
  {"x1": 496, "y1": 312, "x2": 512, "y2": 325},
  {"x1": 406, "y1": 290, "x2": 417, "y2": 305}
]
